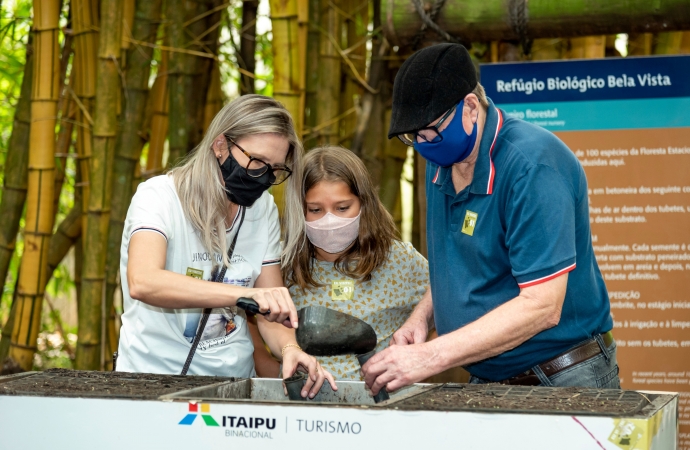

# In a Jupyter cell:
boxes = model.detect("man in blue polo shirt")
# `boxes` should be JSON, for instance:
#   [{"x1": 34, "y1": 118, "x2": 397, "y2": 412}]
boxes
[{"x1": 362, "y1": 43, "x2": 619, "y2": 392}]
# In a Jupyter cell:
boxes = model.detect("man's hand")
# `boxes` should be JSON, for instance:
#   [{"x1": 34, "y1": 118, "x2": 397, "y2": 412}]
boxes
[
  {"x1": 390, "y1": 315, "x2": 428, "y2": 346},
  {"x1": 282, "y1": 347, "x2": 337, "y2": 398},
  {"x1": 362, "y1": 342, "x2": 438, "y2": 394}
]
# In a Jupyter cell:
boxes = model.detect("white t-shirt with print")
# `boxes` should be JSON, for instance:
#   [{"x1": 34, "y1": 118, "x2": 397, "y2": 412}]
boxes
[{"x1": 116, "y1": 174, "x2": 281, "y2": 376}]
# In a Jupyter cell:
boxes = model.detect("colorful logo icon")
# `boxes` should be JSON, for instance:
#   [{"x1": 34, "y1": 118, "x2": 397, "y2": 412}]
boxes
[{"x1": 179, "y1": 402, "x2": 219, "y2": 426}]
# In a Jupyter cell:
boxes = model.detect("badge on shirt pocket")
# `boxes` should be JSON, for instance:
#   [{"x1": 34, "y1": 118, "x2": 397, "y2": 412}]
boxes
[
  {"x1": 331, "y1": 280, "x2": 355, "y2": 301},
  {"x1": 186, "y1": 267, "x2": 204, "y2": 279},
  {"x1": 461, "y1": 210, "x2": 478, "y2": 236}
]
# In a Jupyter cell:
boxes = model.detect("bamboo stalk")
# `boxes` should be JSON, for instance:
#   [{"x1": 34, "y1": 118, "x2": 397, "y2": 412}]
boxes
[
  {"x1": 239, "y1": 0, "x2": 258, "y2": 94},
  {"x1": 270, "y1": 0, "x2": 306, "y2": 133},
  {"x1": 681, "y1": 32, "x2": 690, "y2": 53},
  {"x1": 120, "y1": 0, "x2": 135, "y2": 55},
  {"x1": 529, "y1": 38, "x2": 566, "y2": 61},
  {"x1": 270, "y1": 0, "x2": 307, "y2": 213},
  {"x1": 72, "y1": 0, "x2": 99, "y2": 226},
  {"x1": 167, "y1": 0, "x2": 199, "y2": 166},
  {"x1": 314, "y1": 0, "x2": 341, "y2": 145},
  {"x1": 47, "y1": 204, "x2": 83, "y2": 278},
  {"x1": 75, "y1": 0, "x2": 124, "y2": 370},
  {"x1": 654, "y1": 31, "x2": 685, "y2": 54},
  {"x1": 144, "y1": 51, "x2": 169, "y2": 176},
  {"x1": 384, "y1": 0, "x2": 690, "y2": 49},
  {"x1": 568, "y1": 36, "x2": 606, "y2": 59},
  {"x1": 54, "y1": 83, "x2": 76, "y2": 214},
  {"x1": 203, "y1": 61, "x2": 224, "y2": 131},
  {"x1": 339, "y1": 0, "x2": 367, "y2": 147},
  {"x1": 104, "y1": 0, "x2": 163, "y2": 369},
  {"x1": 74, "y1": 164, "x2": 84, "y2": 314},
  {"x1": 8, "y1": 0, "x2": 61, "y2": 371},
  {"x1": 303, "y1": 0, "x2": 320, "y2": 150},
  {"x1": 0, "y1": 290, "x2": 18, "y2": 371},
  {"x1": 410, "y1": 151, "x2": 420, "y2": 250},
  {"x1": 53, "y1": 26, "x2": 75, "y2": 211},
  {"x1": 187, "y1": 0, "x2": 223, "y2": 150},
  {"x1": 349, "y1": 28, "x2": 388, "y2": 157},
  {"x1": 0, "y1": 35, "x2": 34, "y2": 303},
  {"x1": 414, "y1": 152, "x2": 427, "y2": 257},
  {"x1": 379, "y1": 108, "x2": 407, "y2": 214}
]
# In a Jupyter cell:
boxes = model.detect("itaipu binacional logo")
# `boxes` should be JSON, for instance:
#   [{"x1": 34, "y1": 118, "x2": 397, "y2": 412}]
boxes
[
  {"x1": 177, "y1": 401, "x2": 277, "y2": 439},
  {"x1": 179, "y1": 402, "x2": 220, "y2": 426}
]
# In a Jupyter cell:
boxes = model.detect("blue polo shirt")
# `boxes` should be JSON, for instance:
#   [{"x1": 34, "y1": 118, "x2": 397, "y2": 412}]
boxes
[{"x1": 426, "y1": 98, "x2": 612, "y2": 381}]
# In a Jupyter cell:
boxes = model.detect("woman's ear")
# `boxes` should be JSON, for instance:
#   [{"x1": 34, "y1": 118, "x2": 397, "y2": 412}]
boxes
[{"x1": 212, "y1": 134, "x2": 228, "y2": 159}]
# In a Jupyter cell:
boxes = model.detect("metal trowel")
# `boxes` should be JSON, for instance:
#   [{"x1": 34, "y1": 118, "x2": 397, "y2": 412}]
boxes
[
  {"x1": 295, "y1": 305, "x2": 377, "y2": 357},
  {"x1": 236, "y1": 299, "x2": 377, "y2": 356}
]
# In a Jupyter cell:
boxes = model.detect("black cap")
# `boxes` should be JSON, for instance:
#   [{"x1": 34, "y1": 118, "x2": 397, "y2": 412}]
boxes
[{"x1": 388, "y1": 44, "x2": 477, "y2": 139}]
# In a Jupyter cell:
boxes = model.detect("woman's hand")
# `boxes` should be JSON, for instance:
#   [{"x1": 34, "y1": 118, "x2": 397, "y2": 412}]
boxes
[
  {"x1": 243, "y1": 286, "x2": 298, "y2": 329},
  {"x1": 282, "y1": 346, "x2": 337, "y2": 398}
]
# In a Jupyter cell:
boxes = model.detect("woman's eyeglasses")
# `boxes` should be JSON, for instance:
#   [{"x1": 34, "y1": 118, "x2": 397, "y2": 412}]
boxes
[{"x1": 226, "y1": 137, "x2": 293, "y2": 185}]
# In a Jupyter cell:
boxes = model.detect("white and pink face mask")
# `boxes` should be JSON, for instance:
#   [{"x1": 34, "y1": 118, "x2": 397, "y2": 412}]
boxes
[{"x1": 305, "y1": 212, "x2": 361, "y2": 254}]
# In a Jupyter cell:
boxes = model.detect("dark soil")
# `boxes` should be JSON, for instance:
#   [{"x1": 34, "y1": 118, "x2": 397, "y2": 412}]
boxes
[
  {"x1": 391, "y1": 384, "x2": 652, "y2": 416},
  {"x1": 0, "y1": 368, "x2": 235, "y2": 400}
]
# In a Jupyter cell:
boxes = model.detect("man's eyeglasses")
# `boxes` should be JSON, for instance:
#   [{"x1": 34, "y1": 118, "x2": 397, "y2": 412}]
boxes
[
  {"x1": 226, "y1": 137, "x2": 292, "y2": 185},
  {"x1": 397, "y1": 104, "x2": 457, "y2": 147}
]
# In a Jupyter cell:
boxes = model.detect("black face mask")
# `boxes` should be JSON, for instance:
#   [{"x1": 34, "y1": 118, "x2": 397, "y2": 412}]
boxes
[{"x1": 219, "y1": 152, "x2": 274, "y2": 207}]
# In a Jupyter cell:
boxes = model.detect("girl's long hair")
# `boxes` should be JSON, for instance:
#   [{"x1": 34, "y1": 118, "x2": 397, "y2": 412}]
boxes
[
  {"x1": 169, "y1": 94, "x2": 304, "y2": 267},
  {"x1": 282, "y1": 146, "x2": 399, "y2": 291}
]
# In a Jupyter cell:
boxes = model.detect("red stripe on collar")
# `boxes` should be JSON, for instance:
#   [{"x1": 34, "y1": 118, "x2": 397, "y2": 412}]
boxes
[
  {"x1": 486, "y1": 109, "x2": 504, "y2": 195},
  {"x1": 432, "y1": 166, "x2": 441, "y2": 184}
]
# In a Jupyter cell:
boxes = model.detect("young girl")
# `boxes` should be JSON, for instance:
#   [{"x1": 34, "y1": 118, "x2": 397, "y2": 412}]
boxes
[{"x1": 281, "y1": 146, "x2": 430, "y2": 380}]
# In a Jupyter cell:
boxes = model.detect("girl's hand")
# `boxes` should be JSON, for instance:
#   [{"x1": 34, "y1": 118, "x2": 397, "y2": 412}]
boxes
[{"x1": 282, "y1": 347, "x2": 337, "y2": 398}]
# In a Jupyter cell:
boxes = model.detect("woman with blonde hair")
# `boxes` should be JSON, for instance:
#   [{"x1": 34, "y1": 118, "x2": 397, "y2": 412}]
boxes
[
  {"x1": 282, "y1": 146, "x2": 430, "y2": 380},
  {"x1": 117, "y1": 95, "x2": 335, "y2": 397}
]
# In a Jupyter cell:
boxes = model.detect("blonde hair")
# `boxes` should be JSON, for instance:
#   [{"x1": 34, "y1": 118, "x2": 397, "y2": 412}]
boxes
[
  {"x1": 169, "y1": 94, "x2": 304, "y2": 267},
  {"x1": 282, "y1": 146, "x2": 399, "y2": 291}
]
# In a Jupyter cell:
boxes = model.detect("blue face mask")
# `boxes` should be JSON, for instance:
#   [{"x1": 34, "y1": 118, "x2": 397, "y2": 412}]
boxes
[{"x1": 413, "y1": 101, "x2": 478, "y2": 167}]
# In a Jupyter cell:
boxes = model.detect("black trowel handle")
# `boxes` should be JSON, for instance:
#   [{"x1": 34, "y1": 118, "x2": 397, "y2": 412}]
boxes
[{"x1": 236, "y1": 297, "x2": 270, "y2": 316}]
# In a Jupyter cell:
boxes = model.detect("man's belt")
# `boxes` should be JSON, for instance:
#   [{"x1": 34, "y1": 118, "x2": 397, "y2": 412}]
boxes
[{"x1": 500, "y1": 332, "x2": 614, "y2": 386}]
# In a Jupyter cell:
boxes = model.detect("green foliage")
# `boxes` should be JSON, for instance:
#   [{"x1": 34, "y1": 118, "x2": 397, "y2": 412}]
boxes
[{"x1": 0, "y1": 1, "x2": 31, "y2": 162}]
